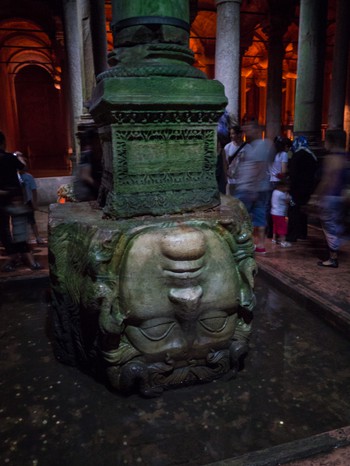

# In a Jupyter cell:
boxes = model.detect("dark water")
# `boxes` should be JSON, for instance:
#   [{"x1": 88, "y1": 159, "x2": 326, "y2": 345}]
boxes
[{"x1": 1, "y1": 277, "x2": 350, "y2": 466}]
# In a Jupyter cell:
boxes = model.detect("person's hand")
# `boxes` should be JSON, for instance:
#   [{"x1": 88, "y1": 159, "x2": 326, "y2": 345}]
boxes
[
  {"x1": 308, "y1": 194, "x2": 320, "y2": 206},
  {"x1": 13, "y1": 151, "x2": 26, "y2": 165},
  {"x1": 304, "y1": 194, "x2": 320, "y2": 215}
]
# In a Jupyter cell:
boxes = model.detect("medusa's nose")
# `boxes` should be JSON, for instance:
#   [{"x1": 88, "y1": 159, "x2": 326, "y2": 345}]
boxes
[{"x1": 168, "y1": 285, "x2": 203, "y2": 321}]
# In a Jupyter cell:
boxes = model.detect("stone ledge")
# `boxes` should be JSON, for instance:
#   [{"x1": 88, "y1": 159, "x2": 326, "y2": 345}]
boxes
[
  {"x1": 206, "y1": 426, "x2": 350, "y2": 465},
  {"x1": 257, "y1": 261, "x2": 350, "y2": 339},
  {"x1": 36, "y1": 176, "x2": 74, "y2": 206}
]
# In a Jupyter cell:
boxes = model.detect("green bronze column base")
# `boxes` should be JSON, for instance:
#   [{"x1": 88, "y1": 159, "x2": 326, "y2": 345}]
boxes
[{"x1": 89, "y1": 76, "x2": 227, "y2": 218}]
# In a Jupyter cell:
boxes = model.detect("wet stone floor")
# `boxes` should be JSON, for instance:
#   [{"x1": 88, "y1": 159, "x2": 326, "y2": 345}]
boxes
[{"x1": 1, "y1": 277, "x2": 350, "y2": 466}]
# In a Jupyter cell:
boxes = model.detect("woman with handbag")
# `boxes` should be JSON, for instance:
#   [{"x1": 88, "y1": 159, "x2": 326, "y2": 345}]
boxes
[{"x1": 224, "y1": 125, "x2": 247, "y2": 196}]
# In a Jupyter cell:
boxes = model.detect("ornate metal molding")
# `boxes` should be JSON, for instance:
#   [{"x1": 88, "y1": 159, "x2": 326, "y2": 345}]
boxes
[{"x1": 93, "y1": 109, "x2": 224, "y2": 126}]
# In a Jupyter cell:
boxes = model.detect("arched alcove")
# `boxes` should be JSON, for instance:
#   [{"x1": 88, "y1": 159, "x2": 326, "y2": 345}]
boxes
[{"x1": 15, "y1": 65, "x2": 68, "y2": 174}]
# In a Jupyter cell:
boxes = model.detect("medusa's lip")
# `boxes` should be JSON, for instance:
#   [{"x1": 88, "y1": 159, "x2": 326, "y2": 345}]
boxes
[
  {"x1": 163, "y1": 268, "x2": 203, "y2": 280},
  {"x1": 162, "y1": 257, "x2": 205, "y2": 279}
]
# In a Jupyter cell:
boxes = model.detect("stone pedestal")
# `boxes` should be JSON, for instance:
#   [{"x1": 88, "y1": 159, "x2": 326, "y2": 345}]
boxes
[
  {"x1": 49, "y1": 197, "x2": 256, "y2": 396},
  {"x1": 90, "y1": 76, "x2": 227, "y2": 218},
  {"x1": 87, "y1": 0, "x2": 228, "y2": 218}
]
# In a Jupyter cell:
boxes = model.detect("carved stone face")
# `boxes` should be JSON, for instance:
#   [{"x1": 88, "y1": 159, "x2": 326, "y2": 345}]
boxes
[
  {"x1": 119, "y1": 226, "x2": 241, "y2": 364},
  {"x1": 50, "y1": 201, "x2": 255, "y2": 396}
]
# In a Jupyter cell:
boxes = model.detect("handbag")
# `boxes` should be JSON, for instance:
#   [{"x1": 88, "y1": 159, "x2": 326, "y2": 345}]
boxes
[{"x1": 227, "y1": 142, "x2": 246, "y2": 179}]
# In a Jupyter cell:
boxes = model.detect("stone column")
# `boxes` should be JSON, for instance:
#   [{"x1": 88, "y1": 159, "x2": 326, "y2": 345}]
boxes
[
  {"x1": 327, "y1": 0, "x2": 350, "y2": 130},
  {"x1": 79, "y1": 0, "x2": 96, "y2": 105},
  {"x1": 285, "y1": 76, "x2": 296, "y2": 121},
  {"x1": 344, "y1": 48, "x2": 350, "y2": 150},
  {"x1": 285, "y1": 75, "x2": 296, "y2": 138},
  {"x1": 265, "y1": 32, "x2": 285, "y2": 139},
  {"x1": 215, "y1": 0, "x2": 242, "y2": 121},
  {"x1": 62, "y1": 0, "x2": 84, "y2": 154},
  {"x1": 293, "y1": 0, "x2": 328, "y2": 145},
  {"x1": 258, "y1": 81, "x2": 267, "y2": 128},
  {"x1": 89, "y1": 0, "x2": 108, "y2": 77},
  {"x1": 240, "y1": 73, "x2": 248, "y2": 121},
  {"x1": 76, "y1": 0, "x2": 99, "y2": 160}
]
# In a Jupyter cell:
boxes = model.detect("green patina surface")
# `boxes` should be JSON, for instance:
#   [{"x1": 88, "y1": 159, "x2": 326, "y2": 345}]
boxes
[
  {"x1": 127, "y1": 140, "x2": 202, "y2": 175},
  {"x1": 49, "y1": 199, "x2": 256, "y2": 396},
  {"x1": 89, "y1": 76, "x2": 226, "y2": 217},
  {"x1": 113, "y1": 0, "x2": 189, "y2": 23},
  {"x1": 88, "y1": 0, "x2": 227, "y2": 218},
  {"x1": 90, "y1": 77, "x2": 226, "y2": 112}
]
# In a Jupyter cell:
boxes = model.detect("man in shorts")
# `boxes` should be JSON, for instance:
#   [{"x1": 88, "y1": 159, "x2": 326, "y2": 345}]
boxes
[{"x1": 234, "y1": 122, "x2": 275, "y2": 254}]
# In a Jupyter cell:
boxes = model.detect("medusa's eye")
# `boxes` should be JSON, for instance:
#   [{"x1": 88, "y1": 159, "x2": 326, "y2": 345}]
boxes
[
  {"x1": 138, "y1": 319, "x2": 176, "y2": 341},
  {"x1": 199, "y1": 316, "x2": 228, "y2": 333}
]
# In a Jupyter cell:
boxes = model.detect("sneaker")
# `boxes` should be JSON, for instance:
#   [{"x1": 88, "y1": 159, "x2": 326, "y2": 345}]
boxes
[
  {"x1": 36, "y1": 237, "x2": 45, "y2": 245},
  {"x1": 30, "y1": 261, "x2": 43, "y2": 270},
  {"x1": 255, "y1": 247, "x2": 266, "y2": 254},
  {"x1": 271, "y1": 239, "x2": 280, "y2": 244},
  {"x1": 317, "y1": 258, "x2": 338, "y2": 268},
  {"x1": 1, "y1": 263, "x2": 16, "y2": 272},
  {"x1": 280, "y1": 241, "x2": 292, "y2": 248}
]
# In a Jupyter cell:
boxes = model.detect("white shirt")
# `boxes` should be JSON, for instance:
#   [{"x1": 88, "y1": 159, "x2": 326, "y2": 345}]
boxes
[
  {"x1": 271, "y1": 189, "x2": 290, "y2": 216},
  {"x1": 270, "y1": 151, "x2": 289, "y2": 182}
]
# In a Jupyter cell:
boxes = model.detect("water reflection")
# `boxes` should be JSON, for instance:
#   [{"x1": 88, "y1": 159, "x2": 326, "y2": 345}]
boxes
[{"x1": 1, "y1": 276, "x2": 350, "y2": 465}]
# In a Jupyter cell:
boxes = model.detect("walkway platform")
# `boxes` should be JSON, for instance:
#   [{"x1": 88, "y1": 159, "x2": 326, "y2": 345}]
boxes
[
  {"x1": 255, "y1": 224, "x2": 350, "y2": 339},
  {"x1": 1, "y1": 207, "x2": 350, "y2": 465}
]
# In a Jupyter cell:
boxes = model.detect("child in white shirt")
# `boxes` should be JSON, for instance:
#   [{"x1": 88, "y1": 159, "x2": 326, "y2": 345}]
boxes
[{"x1": 271, "y1": 180, "x2": 292, "y2": 247}]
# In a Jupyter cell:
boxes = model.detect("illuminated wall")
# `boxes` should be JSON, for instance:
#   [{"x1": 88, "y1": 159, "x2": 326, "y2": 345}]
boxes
[{"x1": 0, "y1": 0, "x2": 343, "y2": 175}]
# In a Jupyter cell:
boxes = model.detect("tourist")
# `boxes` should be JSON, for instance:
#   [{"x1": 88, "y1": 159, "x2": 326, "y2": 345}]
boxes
[
  {"x1": 73, "y1": 129, "x2": 102, "y2": 202},
  {"x1": 270, "y1": 179, "x2": 292, "y2": 247},
  {"x1": 267, "y1": 136, "x2": 291, "y2": 238},
  {"x1": 17, "y1": 155, "x2": 45, "y2": 245},
  {"x1": 314, "y1": 130, "x2": 348, "y2": 268},
  {"x1": 0, "y1": 131, "x2": 26, "y2": 260},
  {"x1": 234, "y1": 121, "x2": 275, "y2": 254},
  {"x1": 286, "y1": 136, "x2": 318, "y2": 242},
  {"x1": 269, "y1": 136, "x2": 290, "y2": 185},
  {"x1": 2, "y1": 192, "x2": 42, "y2": 272},
  {"x1": 216, "y1": 111, "x2": 232, "y2": 194},
  {"x1": 224, "y1": 125, "x2": 247, "y2": 197}
]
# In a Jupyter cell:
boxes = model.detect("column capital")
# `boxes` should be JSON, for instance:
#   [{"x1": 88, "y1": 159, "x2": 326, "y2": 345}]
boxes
[{"x1": 216, "y1": 0, "x2": 242, "y2": 6}]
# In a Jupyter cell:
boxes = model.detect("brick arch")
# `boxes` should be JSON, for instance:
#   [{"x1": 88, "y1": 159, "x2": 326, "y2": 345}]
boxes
[{"x1": 14, "y1": 65, "x2": 68, "y2": 174}]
